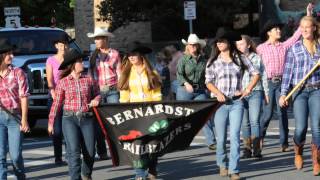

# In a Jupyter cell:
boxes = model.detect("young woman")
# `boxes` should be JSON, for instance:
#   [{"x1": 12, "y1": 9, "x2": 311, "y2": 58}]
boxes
[
  {"x1": 0, "y1": 39, "x2": 29, "y2": 180},
  {"x1": 46, "y1": 35, "x2": 68, "y2": 165},
  {"x1": 48, "y1": 48, "x2": 100, "y2": 180},
  {"x1": 118, "y1": 44, "x2": 161, "y2": 180},
  {"x1": 236, "y1": 35, "x2": 269, "y2": 159},
  {"x1": 206, "y1": 31, "x2": 259, "y2": 180}
]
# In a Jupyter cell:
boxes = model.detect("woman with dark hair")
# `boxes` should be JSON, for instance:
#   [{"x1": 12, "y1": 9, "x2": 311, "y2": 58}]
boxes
[
  {"x1": 206, "y1": 31, "x2": 259, "y2": 180},
  {"x1": 118, "y1": 43, "x2": 161, "y2": 180},
  {"x1": 236, "y1": 35, "x2": 269, "y2": 160},
  {"x1": 46, "y1": 35, "x2": 69, "y2": 165},
  {"x1": 0, "y1": 39, "x2": 29, "y2": 180},
  {"x1": 48, "y1": 48, "x2": 101, "y2": 180}
]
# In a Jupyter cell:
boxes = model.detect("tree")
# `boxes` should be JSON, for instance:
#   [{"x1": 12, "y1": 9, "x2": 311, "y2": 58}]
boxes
[
  {"x1": 97, "y1": 0, "x2": 253, "y2": 41},
  {"x1": 0, "y1": 0, "x2": 74, "y2": 28}
]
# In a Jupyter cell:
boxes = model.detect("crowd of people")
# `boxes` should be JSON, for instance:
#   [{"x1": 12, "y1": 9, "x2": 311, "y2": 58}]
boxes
[{"x1": 0, "y1": 2, "x2": 320, "y2": 180}]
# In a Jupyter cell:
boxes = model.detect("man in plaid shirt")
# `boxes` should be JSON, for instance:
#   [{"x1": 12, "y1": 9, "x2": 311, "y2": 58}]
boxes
[{"x1": 257, "y1": 4, "x2": 313, "y2": 153}]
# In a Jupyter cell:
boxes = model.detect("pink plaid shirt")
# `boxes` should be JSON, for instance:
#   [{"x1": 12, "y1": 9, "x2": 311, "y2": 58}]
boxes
[
  {"x1": 48, "y1": 74, "x2": 101, "y2": 127},
  {"x1": 92, "y1": 49, "x2": 121, "y2": 88},
  {"x1": 256, "y1": 28, "x2": 301, "y2": 78},
  {"x1": 0, "y1": 65, "x2": 29, "y2": 111}
]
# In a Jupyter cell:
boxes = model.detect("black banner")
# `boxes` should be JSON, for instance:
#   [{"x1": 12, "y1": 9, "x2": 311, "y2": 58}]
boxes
[{"x1": 94, "y1": 100, "x2": 221, "y2": 168}]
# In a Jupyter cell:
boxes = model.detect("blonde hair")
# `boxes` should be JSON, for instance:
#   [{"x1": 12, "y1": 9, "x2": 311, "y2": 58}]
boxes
[
  {"x1": 300, "y1": 16, "x2": 318, "y2": 39},
  {"x1": 184, "y1": 44, "x2": 201, "y2": 56}
]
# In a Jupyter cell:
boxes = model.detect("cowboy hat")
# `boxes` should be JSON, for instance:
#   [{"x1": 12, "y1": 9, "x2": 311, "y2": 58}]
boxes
[
  {"x1": 0, "y1": 39, "x2": 16, "y2": 54},
  {"x1": 181, "y1": 34, "x2": 206, "y2": 48},
  {"x1": 58, "y1": 48, "x2": 87, "y2": 70},
  {"x1": 128, "y1": 41, "x2": 152, "y2": 55},
  {"x1": 213, "y1": 29, "x2": 242, "y2": 43},
  {"x1": 53, "y1": 33, "x2": 72, "y2": 45},
  {"x1": 87, "y1": 27, "x2": 115, "y2": 38},
  {"x1": 260, "y1": 19, "x2": 283, "y2": 40}
]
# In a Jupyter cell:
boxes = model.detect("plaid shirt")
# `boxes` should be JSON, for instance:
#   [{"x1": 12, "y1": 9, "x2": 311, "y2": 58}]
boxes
[
  {"x1": 48, "y1": 74, "x2": 101, "y2": 127},
  {"x1": 0, "y1": 65, "x2": 29, "y2": 111},
  {"x1": 205, "y1": 55, "x2": 258, "y2": 97},
  {"x1": 90, "y1": 48, "x2": 121, "y2": 88},
  {"x1": 257, "y1": 28, "x2": 301, "y2": 78},
  {"x1": 281, "y1": 40, "x2": 320, "y2": 95},
  {"x1": 242, "y1": 53, "x2": 269, "y2": 95}
]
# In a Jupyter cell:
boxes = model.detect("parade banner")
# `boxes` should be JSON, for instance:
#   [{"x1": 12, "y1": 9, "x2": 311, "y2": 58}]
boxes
[{"x1": 93, "y1": 100, "x2": 221, "y2": 168}]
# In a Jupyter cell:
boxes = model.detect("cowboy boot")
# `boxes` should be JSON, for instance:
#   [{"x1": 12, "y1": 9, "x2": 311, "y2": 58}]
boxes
[
  {"x1": 242, "y1": 138, "x2": 252, "y2": 159},
  {"x1": 311, "y1": 143, "x2": 320, "y2": 176},
  {"x1": 252, "y1": 137, "x2": 262, "y2": 160},
  {"x1": 294, "y1": 142, "x2": 304, "y2": 170}
]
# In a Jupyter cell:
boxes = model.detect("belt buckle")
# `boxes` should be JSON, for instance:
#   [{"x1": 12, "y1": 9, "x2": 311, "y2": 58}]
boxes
[
  {"x1": 75, "y1": 111, "x2": 82, "y2": 118},
  {"x1": 272, "y1": 76, "x2": 281, "y2": 83}
]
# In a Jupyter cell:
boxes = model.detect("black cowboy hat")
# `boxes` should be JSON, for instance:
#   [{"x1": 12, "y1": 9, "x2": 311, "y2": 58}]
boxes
[
  {"x1": 53, "y1": 34, "x2": 71, "y2": 45},
  {"x1": 128, "y1": 41, "x2": 152, "y2": 55},
  {"x1": 260, "y1": 19, "x2": 284, "y2": 40},
  {"x1": 0, "y1": 39, "x2": 16, "y2": 54},
  {"x1": 213, "y1": 29, "x2": 242, "y2": 43},
  {"x1": 58, "y1": 48, "x2": 86, "y2": 70}
]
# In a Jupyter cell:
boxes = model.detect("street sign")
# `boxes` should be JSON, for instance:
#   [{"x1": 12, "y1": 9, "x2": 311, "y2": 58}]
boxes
[
  {"x1": 184, "y1": 1, "x2": 196, "y2": 20},
  {"x1": 4, "y1": 7, "x2": 21, "y2": 16}
]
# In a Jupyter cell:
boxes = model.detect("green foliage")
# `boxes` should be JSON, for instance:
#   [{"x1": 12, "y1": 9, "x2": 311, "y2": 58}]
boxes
[
  {"x1": 97, "y1": 0, "x2": 252, "y2": 41},
  {"x1": 0, "y1": 0, "x2": 74, "y2": 28}
]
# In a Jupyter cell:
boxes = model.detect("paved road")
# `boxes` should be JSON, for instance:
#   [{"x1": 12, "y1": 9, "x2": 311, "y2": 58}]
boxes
[{"x1": 6, "y1": 119, "x2": 320, "y2": 180}]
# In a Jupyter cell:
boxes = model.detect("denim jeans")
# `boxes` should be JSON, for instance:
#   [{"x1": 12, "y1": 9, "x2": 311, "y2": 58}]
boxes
[
  {"x1": 134, "y1": 158, "x2": 158, "y2": 179},
  {"x1": 0, "y1": 110, "x2": 25, "y2": 180},
  {"x1": 203, "y1": 115, "x2": 216, "y2": 146},
  {"x1": 98, "y1": 89, "x2": 119, "y2": 157},
  {"x1": 171, "y1": 80, "x2": 179, "y2": 94},
  {"x1": 62, "y1": 113, "x2": 96, "y2": 180},
  {"x1": 260, "y1": 80, "x2": 289, "y2": 146},
  {"x1": 292, "y1": 88, "x2": 320, "y2": 147},
  {"x1": 48, "y1": 97, "x2": 64, "y2": 161},
  {"x1": 214, "y1": 99, "x2": 243, "y2": 174},
  {"x1": 176, "y1": 86, "x2": 208, "y2": 101},
  {"x1": 242, "y1": 90, "x2": 263, "y2": 139}
]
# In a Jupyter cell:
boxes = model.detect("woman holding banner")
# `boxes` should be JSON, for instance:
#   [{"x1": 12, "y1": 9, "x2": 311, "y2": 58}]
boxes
[
  {"x1": 279, "y1": 16, "x2": 320, "y2": 176},
  {"x1": 118, "y1": 42, "x2": 161, "y2": 180},
  {"x1": 48, "y1": 48, "x2": 101, "y2": 180},
  {"x1": 205, "y1": 30, "x2": 259, "y2": 180},
  {"x1": 0, "y1": 39, "x2": 29, "y2": 180}
]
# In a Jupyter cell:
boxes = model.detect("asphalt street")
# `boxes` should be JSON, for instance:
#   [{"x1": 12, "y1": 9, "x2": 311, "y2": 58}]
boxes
[{"x1": 6, "y1": 119, "x2": 320, "y2": 180}]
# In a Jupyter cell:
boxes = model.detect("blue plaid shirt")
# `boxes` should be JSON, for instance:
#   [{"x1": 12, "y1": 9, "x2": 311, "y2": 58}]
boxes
[
  {"x1": 205, "y1": 55, "x2": 259, "y2": 97},
  {"x1": 281, "y1": 40, "x2": 320, "y2": 96}
]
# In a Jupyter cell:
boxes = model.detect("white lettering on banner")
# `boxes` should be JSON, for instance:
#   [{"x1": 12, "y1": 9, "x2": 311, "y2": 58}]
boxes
[
  {"x1": 122, "y1": 123, "x2": 192, "y2": 155},
  {"x1": 104, "y1": 104, "x2": 195, "y2": 126}
]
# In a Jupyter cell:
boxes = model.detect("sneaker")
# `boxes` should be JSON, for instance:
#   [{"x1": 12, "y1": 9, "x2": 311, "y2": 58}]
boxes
[
  {"x1": 208, "y1": 144, "x2": 216, "y2": 151},
  {"x1": 230, "y1": 173, "x2": 240, "y2": 180},
  {"x1": 219, "y1": 167, "x2": 228, "y2": 177},
  {"x1": 281, "y1": 145, "x2": 291, "y2": 152}
]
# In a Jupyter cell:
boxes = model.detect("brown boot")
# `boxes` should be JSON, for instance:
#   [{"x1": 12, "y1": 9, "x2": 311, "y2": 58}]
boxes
[
  {"x1": 311, "y1": 144, "x2": 320, "y2": 176},
  {"x1": 242, "y1": 138, "x2": 252, "y2": 159},
  {"x1": 294, "y1": 143, "x2": 304, "y2": 170},
  {"x1": 219, "y1": 167, "x2": 228, "y2": 177},
  {"x1": 252, "y1": 137, "x2": 262, "y2": 160}
]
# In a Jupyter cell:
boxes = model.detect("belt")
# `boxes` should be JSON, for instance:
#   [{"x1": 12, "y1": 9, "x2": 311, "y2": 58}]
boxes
[
  {"x1": 304, "y1": 83, "x2": 320, "y2": 89},
  {"x1": 268, "y1": 75, "x2": 282, "y2": 83},
  {"x1": 192, "y1": 84, "x2": 204, "y2": 90},
  {"x1": 64, "y1": 111, "x2": 93, "y2": 118}
]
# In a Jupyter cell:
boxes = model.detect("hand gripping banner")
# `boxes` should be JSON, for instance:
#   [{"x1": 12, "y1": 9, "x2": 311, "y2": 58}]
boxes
[{"x1": 93, "y1": 100, "x2": 221, "y2": 169}]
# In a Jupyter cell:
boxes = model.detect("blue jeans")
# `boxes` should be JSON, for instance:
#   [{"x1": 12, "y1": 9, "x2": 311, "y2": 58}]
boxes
[
  {"x1": 134, "y1": 159, "x2": 158, "y2": 179},
  {"x1": 48, "y1": 97, "x2": 64, "y2": 161},
  {"x1": 171, "y1": 80, "x2": 179, "y2": 94},
  {"x1": 203, "y1": 115, "x2": 216, "y2": 146},
  {"x1": 176, "y1": 86, "x2": 208, "y2": 101},
  {"x1": 101, "y1": 89, "x2": 119, "y2": 104},
  {"x1": 62, "y1": 113, "x2": 96, "y2": 180},
  {"x1": 214, "y1": 99, "x2": 243, "y2": 174},
  {"x1": 260, "y1": 80, "x2": 289, "y2": 146},
  {"x1": 292, "y1": 88, "x2": 320, "y2": 147},
  {"x1": 0, "y1": 110, "x2": 25, "y2": 180},
  {"x1": 242, "y1": 90, "x2": 263, "y2": 139}
]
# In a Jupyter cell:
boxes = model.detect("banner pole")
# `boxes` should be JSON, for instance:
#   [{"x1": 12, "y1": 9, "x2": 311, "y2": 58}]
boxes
[{"x1": 92, "y1": 107, "x2": 117, "y2": 166}]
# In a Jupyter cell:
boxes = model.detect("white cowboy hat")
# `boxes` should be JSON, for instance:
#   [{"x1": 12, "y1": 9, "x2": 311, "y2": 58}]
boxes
[
  {"x1": 181, "y1": 34, "x2": 206, "y2": 48},
  {"x1": 87, "y1": 27, "x2": 115, "y2": 38}
]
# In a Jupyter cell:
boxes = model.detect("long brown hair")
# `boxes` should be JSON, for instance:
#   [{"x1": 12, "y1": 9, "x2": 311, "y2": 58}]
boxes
[
  {"x1": 241, "y1": 35, "x2": 257, "y2": 53},
  {"x1": 118, "y1": 54, "x2": 161, "y2": 90},
  {"x1": 60, "y1": 63, "x2": 75, "y2": 79}
]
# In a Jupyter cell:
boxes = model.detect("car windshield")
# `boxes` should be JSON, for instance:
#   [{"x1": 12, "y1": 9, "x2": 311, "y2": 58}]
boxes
[{"x1": 0, "y1": 30, "x2": 81, "y2": 55}]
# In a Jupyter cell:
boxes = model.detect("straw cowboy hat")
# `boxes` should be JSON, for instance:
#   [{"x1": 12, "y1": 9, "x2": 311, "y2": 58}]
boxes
[
  {"x1": 181, "y1": 34, "x2": 206, "y2": 48},
  {"x1": 0, "y1": 39, "x2": 16, "y2": 54},
  {"x1": 87, "y1": 27, "x2": 115, "y2": 38},
  {"x1": 59, "y1": 48, "x2": 87, "y2": 70}
]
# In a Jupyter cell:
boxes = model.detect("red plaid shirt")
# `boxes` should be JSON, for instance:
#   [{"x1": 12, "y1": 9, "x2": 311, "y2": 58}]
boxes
[
  {"x1": 91, "y1": 49, "x2": 121, "y2": 88},
  {"x1": 0, "y1": 65, "x2": 29, "y2": 111},
  {"x1": 48, "y1": 74, "x2": 101, "y2": 127},
  {"x1": 257, "y1": 28, "x2": 301, "y2": 78}
]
